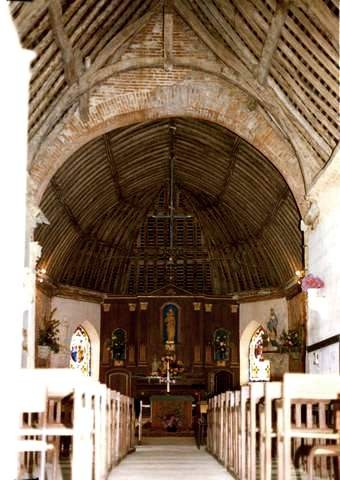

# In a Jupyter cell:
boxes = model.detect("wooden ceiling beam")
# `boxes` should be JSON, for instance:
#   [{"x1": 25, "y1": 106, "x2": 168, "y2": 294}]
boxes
[
  {"x1": 256, "y1": 186, "x2": 290, "y2": 237},
  {"x1": 48, "y1": 0, "x2": 89, "y2": 121},
  {"x1": 50, "y1": 178, "x2": 83, "y2": 235},
  {"x1": 163, "y1": 0, "x2": 174, "y2": 71},
  {"x1": 14, "y1": 0, "x2": 46, "y2": 39},
  {"x1": 257, "y1": 0, "x2": 291, "y2": 85},
  {"x1": 103, "y1": 133, "x2": 123, "y2": 201},
  {"x1": 217, "y1": 136, "x2": 241, "y2": 202},
  {"x1": 295, "y1": 0, "x2": 338, "y2": 51},
  {"x1": 48, "y1": 0, "x2": 79, "y2": 85}
]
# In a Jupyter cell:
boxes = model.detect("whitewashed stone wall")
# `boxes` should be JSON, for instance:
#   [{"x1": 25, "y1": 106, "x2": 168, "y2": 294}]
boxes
[
  {"x1": 239, "y1": 297, "x2": 288, "y2": 385},
  {"x1": 305, "y1": 151, "x2": 340, "y2": 373},
  {"x1": 50, "y1": 297, "x2": 101, "y2": 379}
]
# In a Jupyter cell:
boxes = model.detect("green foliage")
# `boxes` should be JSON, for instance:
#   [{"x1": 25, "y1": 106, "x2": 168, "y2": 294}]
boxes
[
  {"x1": 279, "y1": 329, "x2": 302, "y2": 353},
  {"x1": 38, "y1": 308, "x2": 60, "y2": 353}
]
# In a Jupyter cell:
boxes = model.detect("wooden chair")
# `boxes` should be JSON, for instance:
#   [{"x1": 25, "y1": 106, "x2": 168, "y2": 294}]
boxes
[{"x1": 277, "y1": 373, "x2": 340, "y2": 480}]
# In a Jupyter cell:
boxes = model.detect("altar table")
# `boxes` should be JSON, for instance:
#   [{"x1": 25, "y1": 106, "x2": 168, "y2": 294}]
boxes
[{"x1": 151, "y1": 395, "x2": 194, "y2": 431}]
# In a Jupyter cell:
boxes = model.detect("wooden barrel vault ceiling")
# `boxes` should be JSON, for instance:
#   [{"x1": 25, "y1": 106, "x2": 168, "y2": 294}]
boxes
[
  {"x1": 35, "y1": 117, "x2": 303, "y2": 296},
  {"x1": 10, "y1": 0, "x2": 338, "y2": 296}
]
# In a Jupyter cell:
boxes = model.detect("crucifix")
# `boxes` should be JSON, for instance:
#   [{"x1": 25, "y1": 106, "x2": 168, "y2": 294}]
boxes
[
  {"x1": 166, "y1": 357, "x2": 171, "y2": 393},
  {"x1": 151, "y1": 122, "x2": 191, "y2": 280}
]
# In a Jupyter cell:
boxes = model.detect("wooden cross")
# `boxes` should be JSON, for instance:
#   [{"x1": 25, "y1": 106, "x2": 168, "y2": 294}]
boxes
[{"x1": 152, "y1": 123, "x2": 192, "y2": 279}]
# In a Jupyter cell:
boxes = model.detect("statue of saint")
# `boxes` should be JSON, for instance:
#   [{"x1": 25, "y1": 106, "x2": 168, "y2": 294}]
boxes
[
  {"x1": 164, "y1": 307, "x2": 176, "y2": 343},
  {"x1": 267, "y1": 308, "x2": 278, "y2": 343}
]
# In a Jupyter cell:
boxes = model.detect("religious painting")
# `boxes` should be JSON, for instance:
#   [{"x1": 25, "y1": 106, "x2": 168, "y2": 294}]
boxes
[
  {"x1": 70, "y1": 325, "x2": 91, "y2": 376},
  {"x1": 162, "y1": 303, "x2": 178, "y2": 345},
  {"x1": 213, "y1": 328, "x2": 231, "y2": 361},
  {"x1": 249, "y1": 326, "x2": 270, "y2": 382}
]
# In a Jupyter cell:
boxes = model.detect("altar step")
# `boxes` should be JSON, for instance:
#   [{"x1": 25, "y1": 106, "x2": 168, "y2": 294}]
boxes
[
  {"x1": 108, "y1": 437, "x2": 233, "y2": 479},
  {"x1": 142, "y1": 429, "x2": 194, "y2": 437}
]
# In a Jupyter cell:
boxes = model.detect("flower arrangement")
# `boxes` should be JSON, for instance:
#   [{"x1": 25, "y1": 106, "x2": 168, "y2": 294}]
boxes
[
  {"x1": 38, "y1": 308, "x2": 60, "y2": 353},
  {"x1": 106, "y1": 334, "x2": 118, "y2": 352},
  {"x1": 106, "y1": 330, "x2": 126, "y2": 360},
  {"x1": 214, "y1": 333, "x2": 228, "y2": 354},
  {"x1": 261, "y1": 327, "x2": 303, "y2": 354},
  {"x1": 278, "y1": 329, "x2": 302, "y2": 353},
  {"x1": 158, "y1": 355, "x2": 184, "y2": 377},
  {"x1": 162, "y1": 413, "x2": 182, "y2": 432},
  {"x1": 301, "y1": 273, "x2": 324, "y2": 292},
  {"x1": 261, "y1": 331, "x2": 270, "y2": 347}
]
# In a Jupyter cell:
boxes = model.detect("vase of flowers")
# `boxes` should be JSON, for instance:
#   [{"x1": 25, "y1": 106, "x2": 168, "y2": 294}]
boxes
[
  {"x1": 37, "y1": 308, "x2": 60, "y2": 358},
  {"x1": 158, "y1": 355, "x2": 184, "y2": 377},
  {"x1": 278, "y1": 329, "x2": 302, "y2": 354},
  {"x1": 301, "y1": 273, "x2": 324, "y2": 292}
]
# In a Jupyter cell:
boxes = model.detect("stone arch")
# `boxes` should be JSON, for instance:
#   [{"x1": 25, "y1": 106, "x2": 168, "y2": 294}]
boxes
[
  {"x1": 239, "y1": 320, "x2": 262, "y2": 386},
  {"x1": 30, "y1": 82, "x2": 306, "y2": 213}
]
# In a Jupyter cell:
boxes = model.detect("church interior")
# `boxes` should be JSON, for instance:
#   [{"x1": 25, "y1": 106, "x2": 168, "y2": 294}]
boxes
[{"x1": 1, "y1": 0, "x2": 339, "y2": 479}]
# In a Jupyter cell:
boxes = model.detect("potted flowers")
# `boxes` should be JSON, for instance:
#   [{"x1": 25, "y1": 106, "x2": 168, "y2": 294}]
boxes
[
  {"x1": 301, "y1": 273, "x2": 324, "y2": 292},
  {"x1": 37, "y1": 308, "x2": 60, "y2": 358},
  {"x1": 278, "y1": 329, "x2": 302, "y2": 354}
]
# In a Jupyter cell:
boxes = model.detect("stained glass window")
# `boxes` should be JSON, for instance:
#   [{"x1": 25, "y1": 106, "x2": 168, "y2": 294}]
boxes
[
  {"x1": 70, "y1": 325, "x2": 91, "y2": 376},
  {"x1": 213, "y1": 328, "x2": 231, "y2": 361},
  {"x1": 111, "y1": 328, "x2": 127, "y2": 361},
  {"x1": 249, "y1": 326, "x2": 270, "y2": 382}
]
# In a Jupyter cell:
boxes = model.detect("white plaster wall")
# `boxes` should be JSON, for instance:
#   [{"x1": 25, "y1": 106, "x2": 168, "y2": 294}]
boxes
[
  {"x1": 51, "y1": 297, "x2": 101, "y2": 380},
  {"x1": 240, "y1": 297, "x2": 288, "y2": 337},
  {"x1": 307, "y1": 343, "x2": 340, "y2": 374},
  {"x1": 239, "y1": 297, "x2": 288, "y2": 385},
  {"x1": 307, "y1": 188, "x2": 340, "y2": 345}
]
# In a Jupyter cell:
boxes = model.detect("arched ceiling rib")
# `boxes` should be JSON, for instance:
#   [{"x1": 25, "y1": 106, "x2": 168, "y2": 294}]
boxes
[{"x1": 35, "y1": 117, "x2": 303, "y2": 295}]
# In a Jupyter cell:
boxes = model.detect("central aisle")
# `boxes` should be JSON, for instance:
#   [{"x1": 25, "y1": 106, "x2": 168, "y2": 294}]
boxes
[{"x1": 108, "y1": 437, "x2": 234, "y2": 480}]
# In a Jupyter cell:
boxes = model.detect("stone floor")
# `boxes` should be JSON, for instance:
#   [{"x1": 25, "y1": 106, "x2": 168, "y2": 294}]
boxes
[{"x1": 108, "y1": 437, "x2": 234, "y2": 480}]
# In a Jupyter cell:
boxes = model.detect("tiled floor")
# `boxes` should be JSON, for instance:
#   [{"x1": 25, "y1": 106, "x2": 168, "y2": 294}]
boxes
[{"x1": 108, "y1": 437, "x2": 234, "y2": 480}]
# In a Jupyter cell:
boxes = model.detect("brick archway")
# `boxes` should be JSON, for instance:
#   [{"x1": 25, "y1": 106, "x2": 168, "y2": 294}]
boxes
[{"x1": 30, "y1": 82, "x2": 306, "y2": 212}]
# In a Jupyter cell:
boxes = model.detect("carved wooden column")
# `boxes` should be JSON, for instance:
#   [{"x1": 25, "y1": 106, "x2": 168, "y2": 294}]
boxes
[
  {"x1": 193, "y1": 302, "x2": 202, "y2": 365},
  {"x1": 128, "y1": 303, "x2": 137, "y2": 365},
  {"x1": 138, "y1": 302, "x2": 148, "y2": 365},
  {"x1": 101, "y1": 303, "x2": 111, "y2": 366},
  {"x1": 204, "y1": 303, "x2": 213, "y2": 365}
]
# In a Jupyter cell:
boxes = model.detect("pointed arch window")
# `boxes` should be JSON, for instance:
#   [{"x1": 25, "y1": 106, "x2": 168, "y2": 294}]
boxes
[
  {"x1": 249, "y1": 326, "x2": 270, "y2": 382},
  {"x1": 111, "y1": 328, "x2": 127, "y2": 361},
  {"x1": 70, "y1": 325, "x2": 91, "y2": 376}
]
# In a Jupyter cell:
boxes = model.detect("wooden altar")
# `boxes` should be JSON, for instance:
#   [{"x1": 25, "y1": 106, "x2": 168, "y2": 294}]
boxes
[{"x1": 151, "y1": 395, "x2": 193, "y2": 432}]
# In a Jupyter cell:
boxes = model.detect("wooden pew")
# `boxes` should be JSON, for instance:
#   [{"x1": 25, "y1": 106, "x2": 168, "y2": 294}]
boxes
[
  {"x1": 247, "y1": 382, "x2": 265, "y2": 480},
  {"x1": 17, "y1": 369, "x2": 136, "y2": 480},
  {"x1": 277, "y1": 373, "x2": 340, "y2": 480},
  {"x1": 239, "y1": 385, "x2": 250, "y2": 480},
  {"x1": 259, "y1": 381, "x2": 282, "y2": 480}
]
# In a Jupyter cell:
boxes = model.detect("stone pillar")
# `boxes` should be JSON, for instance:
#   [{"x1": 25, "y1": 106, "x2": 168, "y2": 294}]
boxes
[{"x1": 0, "y1": 4, "x2": 35, "y2": 477}]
